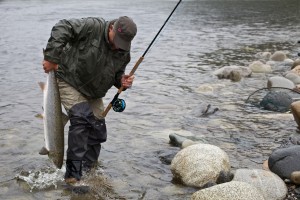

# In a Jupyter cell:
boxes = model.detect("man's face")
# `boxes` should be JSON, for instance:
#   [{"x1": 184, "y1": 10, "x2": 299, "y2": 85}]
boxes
[{"x1": 108, "y1": 25, "x2": 118, "y2": 50}]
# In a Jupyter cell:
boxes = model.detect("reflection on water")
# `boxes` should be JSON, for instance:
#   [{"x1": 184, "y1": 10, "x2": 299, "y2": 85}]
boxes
[{"x1": 1, "y1": 0, "x2": 300, "y2": 199}]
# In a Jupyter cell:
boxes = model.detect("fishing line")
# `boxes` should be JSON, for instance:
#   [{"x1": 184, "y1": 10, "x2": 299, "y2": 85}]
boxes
[{"x1": 103, "y1": 0, "x2": 183, "y2": 117}]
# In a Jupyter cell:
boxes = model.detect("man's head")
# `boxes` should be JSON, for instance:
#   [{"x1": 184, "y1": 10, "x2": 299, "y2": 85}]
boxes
[{"x1": 109, "y1": 16, "x2": 137, "y2": 51}]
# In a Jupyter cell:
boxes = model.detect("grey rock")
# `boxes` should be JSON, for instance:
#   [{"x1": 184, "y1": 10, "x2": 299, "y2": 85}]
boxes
[
  {"x1": 285, "y1": 72, "x2": 300, "y2": 85},
  {"x1": 191, "y1": 181, "x2": 265, "y2": 200},
  {"x1": 267, "y1": 76, "x2": 295, "y2": 89},
  {"x1": 259, "y1": 91, "x2": 293, "y2": 112},
  {"x1": 268, "y1": 145, "x2": 300, "y2": 179},
  {"x1": 233, "y1": 169, "x2": 287, "y2": 200}
]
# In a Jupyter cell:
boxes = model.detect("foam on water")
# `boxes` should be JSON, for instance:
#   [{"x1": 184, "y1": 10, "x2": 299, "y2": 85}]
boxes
[{"x1": 15, "y1": 167, "x2": 65, "y2": 192}]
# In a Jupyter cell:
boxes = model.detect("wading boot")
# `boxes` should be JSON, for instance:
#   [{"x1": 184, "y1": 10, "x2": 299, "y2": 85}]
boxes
[{"x1": 65, "y1": 160, "x2": 82, "y2": 184}]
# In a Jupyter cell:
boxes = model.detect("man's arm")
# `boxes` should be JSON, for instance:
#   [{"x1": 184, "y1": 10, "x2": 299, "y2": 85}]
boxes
[{"x1": 43, "y1": 18, "x2": 88, "y2": 65}]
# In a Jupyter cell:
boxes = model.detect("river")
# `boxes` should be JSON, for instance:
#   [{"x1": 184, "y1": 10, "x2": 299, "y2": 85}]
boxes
[{"x1": 1, "y1": 0, "x2": 300, "y2": 199}]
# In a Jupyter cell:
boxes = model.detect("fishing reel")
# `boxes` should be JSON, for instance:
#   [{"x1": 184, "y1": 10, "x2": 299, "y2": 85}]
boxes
[
  {"x1": 112, "y1": 98, "x2": 126, "y2": 112},
  {"x1": 111, "y1": 93, "x2": 126, "y2": 112}
]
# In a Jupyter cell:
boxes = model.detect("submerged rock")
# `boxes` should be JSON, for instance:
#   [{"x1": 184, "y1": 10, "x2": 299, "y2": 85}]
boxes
[
  {"x1": 259, "y1": 91, "x2": 293, "y2": 112},
  {"x1": 213, "y1": 65, "x2": 252, "y2": 80}
]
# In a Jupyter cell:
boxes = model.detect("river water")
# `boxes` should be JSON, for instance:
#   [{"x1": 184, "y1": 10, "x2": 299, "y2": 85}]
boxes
[{"x1": 1, "y1": 0, "x2": 300, "y2": 199}]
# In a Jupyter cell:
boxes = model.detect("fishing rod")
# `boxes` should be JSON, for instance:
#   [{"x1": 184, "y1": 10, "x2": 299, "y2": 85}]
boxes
[{"x1": 102, "y1": 0, "x2": 182, "y2": 117}]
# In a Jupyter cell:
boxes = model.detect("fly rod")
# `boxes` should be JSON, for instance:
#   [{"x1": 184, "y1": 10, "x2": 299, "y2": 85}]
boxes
[{"x1": 102, "y1": 0, "x2": 182, "y2": 117}]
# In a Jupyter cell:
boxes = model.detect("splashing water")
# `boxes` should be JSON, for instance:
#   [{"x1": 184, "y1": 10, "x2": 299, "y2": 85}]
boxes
[{"x1": 15, "y1": 167, "x2": 65, "y2": 192}]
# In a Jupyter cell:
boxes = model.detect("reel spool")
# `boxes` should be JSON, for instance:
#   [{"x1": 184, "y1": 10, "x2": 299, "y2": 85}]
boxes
[{"x1": 112, "y1": 98, "x2": 126, "y2": 112}]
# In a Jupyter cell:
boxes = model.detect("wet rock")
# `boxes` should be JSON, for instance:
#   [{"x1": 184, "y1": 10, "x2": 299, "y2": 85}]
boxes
[
  {"x1": 158, "y1": 151, "x2": 177, "y2": 165},
  {"x1": 267, "y1": 60, "x2": 294, "y2": 72},
  {"x1": 249, "y1": 61, "x2": 272, "y2": 73},
  {"x1": 289, "y1": 133, "x2": 300, "y2": 145},
  {"x1": 229, "y1": 70, "x2": 242, "y2": 82},
  {"x1": 213, "y1": 66, "x2": 252, "y2": 79},
  {"x1": 169, "y1": 133, "x2": 201, "y2": 149},
  {"x1": 191, "y1": 181, "x2": 265, "y2": 200},
  {"x1": 267, "y1": 76, "x2": 295, "y2": 89},
  {"x1": 262, "y1": 160, "x2": 269, "y2": 170},
  {"x1": 270, "y1": 51, "x2": 287, "y2": 61},
  {"x1": 292, "y1": 59, "x2": 300, "y2": 69},
  {"x1": 292, "y1": 65, "x2": 300, "y2": 76},
  {"x1": 291, "y1": 171, "x2": 300, "y2": 185},
  {"x1": 284, "y1": 72, "x2": 300, "y2": 85},
  {"x1": 268, "y1": 145, "x2": 300, "y2": 179},
  {"x1": 171, "y1": 144, "x2": 231, "y2": 188},
  {"x1": 255, "y1": 51, "x2": 271, "y2": 60},
  {"x1": 233, "y1": 168, "x2": 287, "y2": 200},
  {"x1": 291, "y1": 101, "x2": 300, "y2": 128},
  {"x1": 259, "y1": 91, "x2": 293, "y2": 112}
]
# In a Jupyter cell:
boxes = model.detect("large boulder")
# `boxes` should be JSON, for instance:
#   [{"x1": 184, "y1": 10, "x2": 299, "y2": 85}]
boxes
[
  {"x1": 170, "y1": 144, "x2": 231, "y2": 187},
  {"x1": 233, "y1": 169, "x2": 287, "y2": 200},
  {"x1": 191, "y1": 181, "x2": 265, "y2": 200},
  {"x1": 268, "y1": 145, "x2": 300, "y2": 179}
]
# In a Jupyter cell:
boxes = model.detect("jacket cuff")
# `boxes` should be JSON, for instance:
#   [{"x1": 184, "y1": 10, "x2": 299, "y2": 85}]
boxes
[{"x1": 44, "y1": 54, "x2": 60, "y2": 64}]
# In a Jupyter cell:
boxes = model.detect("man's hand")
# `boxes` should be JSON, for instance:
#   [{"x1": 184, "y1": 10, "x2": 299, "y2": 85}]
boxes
[
  {"x1": 121, "y1": 75, "x2": 135, "y2": 89},
  {"x1": 42, "y1": 60, "x2": 58, "y2": 73}
]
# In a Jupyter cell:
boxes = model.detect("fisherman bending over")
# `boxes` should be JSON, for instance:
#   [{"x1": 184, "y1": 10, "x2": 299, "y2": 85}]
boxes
[{"x1": 42, "y1": 16, "x2": 137, "y2": 183}]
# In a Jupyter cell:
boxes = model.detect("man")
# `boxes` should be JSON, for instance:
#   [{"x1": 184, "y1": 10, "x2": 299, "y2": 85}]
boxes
[{"x1": 42, "y1": 16, "x2": 137, "y2": 183}]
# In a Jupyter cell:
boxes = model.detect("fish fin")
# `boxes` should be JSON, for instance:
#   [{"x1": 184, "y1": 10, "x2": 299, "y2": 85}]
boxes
[
  {"x1": 38, "y1": 82, "x2": 46, "y2": 91},
  {"x1": 35, "y1": 113, "x2": 44, "y2": 119},
  {"x1": 39, "y1": 146, "x2": 49, "y2": 155},
  {"x1": 62, "y1": 112, "x2": 69, "y2": 126}
]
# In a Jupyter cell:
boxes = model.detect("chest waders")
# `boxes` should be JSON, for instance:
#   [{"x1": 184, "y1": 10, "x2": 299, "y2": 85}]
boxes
[{"x1": 65, "y1": 102, "x2": 107, "y2": 182}]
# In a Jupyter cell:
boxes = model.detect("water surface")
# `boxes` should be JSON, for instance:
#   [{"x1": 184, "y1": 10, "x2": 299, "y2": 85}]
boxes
[{"x1": 1, "y1": 0, "x2": 300, "y2": 199}]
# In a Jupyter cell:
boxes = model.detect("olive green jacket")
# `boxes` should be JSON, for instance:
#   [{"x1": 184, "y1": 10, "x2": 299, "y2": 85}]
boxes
[{"x1": 44, "y1": 17, "x2": 130, "y2": 98}]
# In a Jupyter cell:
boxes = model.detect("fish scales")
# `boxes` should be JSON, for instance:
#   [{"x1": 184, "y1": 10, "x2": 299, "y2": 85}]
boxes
[{"x1": 40, "y1": 70, "x2": 64, "y2": 169}]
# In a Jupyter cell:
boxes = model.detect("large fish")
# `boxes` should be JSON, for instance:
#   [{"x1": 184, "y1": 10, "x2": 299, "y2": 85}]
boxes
[{"x1": 38, "y1": 70, "x2": 67, "y2": 169}]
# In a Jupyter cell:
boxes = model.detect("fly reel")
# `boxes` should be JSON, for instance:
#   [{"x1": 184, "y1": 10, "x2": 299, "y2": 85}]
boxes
[{"x1": 112, "y1": 98, "x2": 126, "y2": 112}]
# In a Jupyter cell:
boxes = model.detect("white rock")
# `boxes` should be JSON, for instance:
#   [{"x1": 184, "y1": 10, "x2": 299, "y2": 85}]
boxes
[
  {"x1": 267, "y1": 76, "x2": 295, "y2": 89},
  {"x1": 233, "y1": 169, "x2": 287, "y2": 200},
  {"x1": 249, "y1": 61, "x2": 272, "y2": 73},
  {"x1": 255, "y1": 52, "x2": 271, "y2": 60},
  {"x1": 285, "y1": 72, "x2": 300, "y2": 85},
  {"x1": 171, "y1": 144, "x2": 230, "y2": 187},
  {"x1": 270, "y1": 51, "x2": 287, "y2": 61},
  {"x1": 213, "y1": 65, "x2": 252, "y2": 79},
  {"x1": 191, "y1": 181, "x2": 265, "y2": 200}
]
